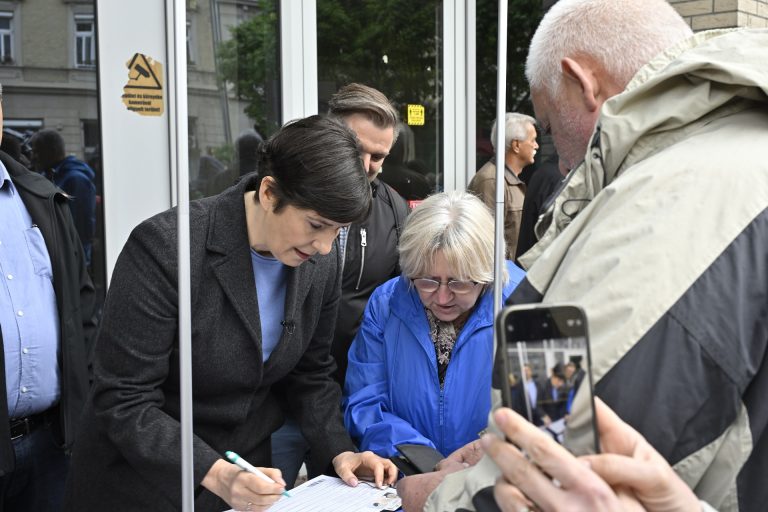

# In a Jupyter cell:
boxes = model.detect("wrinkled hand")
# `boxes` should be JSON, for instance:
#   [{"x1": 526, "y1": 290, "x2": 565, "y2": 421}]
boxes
[
  {"x1": 332, "y1": 450, "x2": 398, "y2": 488},
  {"x1": 435, "y1": 439, "x2": 483, "y2": 472},
  {"x1": 582, "y1": 398, "x2": 700, "y2": 512},
  {"x1": 202, "y1": 459, "x2": 286, "y2": 512},
  {"x1": 482, "y1": 407, "x2": 630, "y2": 512},
  {"x1": 397, "y1": 469, "x2": 458, "y2": 512}
]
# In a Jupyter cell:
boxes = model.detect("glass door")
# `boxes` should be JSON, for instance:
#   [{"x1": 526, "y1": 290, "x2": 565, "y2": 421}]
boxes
[
  {"x1": 316, "y1": 0, "x2": 443, "y2": 196},
  {"x1": 4, "y1": 0, "x2": 104, "y2": 301},
  {"x1": 186, "y1": 0, "x2": 281, "y2": 199}
]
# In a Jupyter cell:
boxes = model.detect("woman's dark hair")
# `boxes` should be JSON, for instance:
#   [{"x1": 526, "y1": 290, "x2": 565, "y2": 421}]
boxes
[{"x1": 255, "y1": 115, "x2": 371, "y2": 224}]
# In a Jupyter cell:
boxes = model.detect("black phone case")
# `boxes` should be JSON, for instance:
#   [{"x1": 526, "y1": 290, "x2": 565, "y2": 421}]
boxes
[{"x1": 391, "y1": 443, "x2": 444, "y2": 475}]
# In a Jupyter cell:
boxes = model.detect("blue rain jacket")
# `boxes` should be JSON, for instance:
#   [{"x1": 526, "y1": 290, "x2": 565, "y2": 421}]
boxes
[{"x1": 343, "y1": 261, "x2": 525, "y2": 457}]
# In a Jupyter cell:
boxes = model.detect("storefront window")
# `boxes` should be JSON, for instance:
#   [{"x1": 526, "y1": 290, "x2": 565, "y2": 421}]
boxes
[
  {"x1": 188, "y1": 0, "x2": 280, "y2": 199},
  {"x1": 317, "y1": 0, "x2": 442, "y2": 198}
]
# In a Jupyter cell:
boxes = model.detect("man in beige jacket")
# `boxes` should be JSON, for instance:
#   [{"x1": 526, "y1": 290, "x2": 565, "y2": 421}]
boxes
[{"x1": 467, "y1": 113, "x2": 538, "y2": 259}]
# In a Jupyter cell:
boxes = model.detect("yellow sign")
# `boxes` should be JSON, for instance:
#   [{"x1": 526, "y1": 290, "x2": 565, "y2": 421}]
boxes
[
  {"x1": 407, "y1": 104, "x2": 425, "y2": 126},
  {"x1": 122, "y1": 53, "x2": 164, "y2": 117}
]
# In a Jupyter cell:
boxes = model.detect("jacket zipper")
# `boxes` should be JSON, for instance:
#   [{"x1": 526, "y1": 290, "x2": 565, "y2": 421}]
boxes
[{"x1": 355, "y1": 227, "x2": 367, "y2": 290}]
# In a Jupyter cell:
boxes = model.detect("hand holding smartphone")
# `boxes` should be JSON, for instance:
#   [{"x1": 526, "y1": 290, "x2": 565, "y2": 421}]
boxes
[{"x1": 495, "y1": 304, "x2": 599, "y2": 454}]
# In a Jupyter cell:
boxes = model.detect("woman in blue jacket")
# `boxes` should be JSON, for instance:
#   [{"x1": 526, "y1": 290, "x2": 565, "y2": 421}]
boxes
[{"x1": 343, "y1": 191, "x2": 525, "y2": 458}]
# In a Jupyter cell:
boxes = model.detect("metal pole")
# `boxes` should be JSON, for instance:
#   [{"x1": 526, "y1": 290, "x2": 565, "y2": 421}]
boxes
[
  {"x1": 490, "y1": 0, "x2": 509, "y2": 411},
  {"x1": 493, "y1": 0, "x2": 508, "y2": 319},
  {"x1": 169, "y1": 0, "x2": 194, "y2": 509}
]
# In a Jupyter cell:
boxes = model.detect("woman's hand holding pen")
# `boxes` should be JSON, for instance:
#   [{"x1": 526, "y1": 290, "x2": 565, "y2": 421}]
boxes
[
  {"x1": 202, "y1": 459, "x2": 287, "y2": 511},
  {"x1": 332, "y1": 450, "x2": 398, "y2": 489}
]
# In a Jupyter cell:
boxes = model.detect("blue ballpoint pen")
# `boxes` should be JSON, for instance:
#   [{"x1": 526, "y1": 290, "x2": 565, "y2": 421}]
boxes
[{"x1": 225, "y1": 450, "x2": 292, "y2": 498}]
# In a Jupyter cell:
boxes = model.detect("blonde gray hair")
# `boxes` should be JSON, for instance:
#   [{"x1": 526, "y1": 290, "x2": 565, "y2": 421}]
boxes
[
  {"x1": 526, "y1": 0, "x2": 692, "y2": 99},
  {"x1": 399, "y1": 191, "x2": 508, "y2": 284},
  {"x1": 491, "y1": 113, "x2": 536, "y2": 152}
]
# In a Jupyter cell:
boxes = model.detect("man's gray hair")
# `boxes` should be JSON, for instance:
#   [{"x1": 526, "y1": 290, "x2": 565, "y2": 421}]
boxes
[
  {"x1": 526, "y1": 0, "x2": 693, "y2": 98},
  {"x1": 328, "y1": 83, "x2": 400, "y2": 142},
  {"x1": 399, "y1": 191, "x2": 508, "y2": 284},
  {"x1": 491, "y1": 113, "x2": 536, "y2": 152}
]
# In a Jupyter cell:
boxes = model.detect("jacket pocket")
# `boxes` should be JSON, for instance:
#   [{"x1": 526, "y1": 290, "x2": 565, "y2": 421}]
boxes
[{"x1": 24, "y1": 225, "x2": 53, "y2": 278}]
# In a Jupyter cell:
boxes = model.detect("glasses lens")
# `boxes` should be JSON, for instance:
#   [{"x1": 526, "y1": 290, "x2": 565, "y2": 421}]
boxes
[
  {"x1": 413, "y1": 278, "x2": 439, "y2": 293},
  {"x1": 448, "y1": 281, "x2": 476, "y2": 294}
]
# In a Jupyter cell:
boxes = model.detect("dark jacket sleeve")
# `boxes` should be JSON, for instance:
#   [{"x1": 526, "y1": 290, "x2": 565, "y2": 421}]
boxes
[{"x1": 89, "y1": 218, "x2": 220, "y2": 501}]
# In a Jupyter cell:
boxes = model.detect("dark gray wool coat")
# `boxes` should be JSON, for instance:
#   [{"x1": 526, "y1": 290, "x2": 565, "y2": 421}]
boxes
[{"x1": 64, "y1": 175, "x2": 355, "y2": 511}]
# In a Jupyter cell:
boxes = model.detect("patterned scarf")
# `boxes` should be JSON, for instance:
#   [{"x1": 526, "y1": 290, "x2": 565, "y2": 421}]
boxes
[{"x1": 425, "y1": 308, "x2": 468, "y2": 387}]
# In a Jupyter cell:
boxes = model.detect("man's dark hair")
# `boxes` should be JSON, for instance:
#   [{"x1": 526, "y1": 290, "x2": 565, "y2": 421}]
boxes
[
  {"x1": 30, "y1": 128, "x2": 67, "y2": 170},
  {"x1": 255, "y1": 115, "x2": 372, "y2": 224}
]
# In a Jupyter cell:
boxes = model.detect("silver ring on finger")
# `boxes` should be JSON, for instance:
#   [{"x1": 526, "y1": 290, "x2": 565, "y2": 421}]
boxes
[{"x1": 245, "y1": 502, "x2": 253, "y2": 511}]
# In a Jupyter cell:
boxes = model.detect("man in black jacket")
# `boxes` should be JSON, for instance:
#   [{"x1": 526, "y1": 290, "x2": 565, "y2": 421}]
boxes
[
  {"x1": 0, "y1": 90, "x2": 97, "y2": 509},
  {"x1": 327, "y1": 83, "x2": 409, "y2": 386},
  {"x1": 271, "y1": 84, "x2": 408, "y2": 487}
]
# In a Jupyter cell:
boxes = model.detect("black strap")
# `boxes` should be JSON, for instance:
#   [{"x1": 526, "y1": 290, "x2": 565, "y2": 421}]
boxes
[{"x1": 381, "y1": 182, "x2": 406, "y2": 245}]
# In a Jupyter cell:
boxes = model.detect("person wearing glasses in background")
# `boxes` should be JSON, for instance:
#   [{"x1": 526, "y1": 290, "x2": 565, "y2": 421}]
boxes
[{"x1": 343, "y1": 191, "x2": 525, "y2": 459}]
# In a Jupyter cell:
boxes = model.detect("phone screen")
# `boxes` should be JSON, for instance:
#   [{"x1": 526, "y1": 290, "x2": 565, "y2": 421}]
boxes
[{"x1": 496, "y1": 304, "x2": 599, "y2": 453}]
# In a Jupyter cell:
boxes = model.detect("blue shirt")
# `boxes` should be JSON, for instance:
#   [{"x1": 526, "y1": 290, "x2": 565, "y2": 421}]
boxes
[
  {"x1": 525, "y1": 379, "x2": 538, "y2": 408},
  {"x1": 250, "y1": 250, "x2": 288, "y2": 361},
  {"x1": 0, "y1": 162, "x2": 60, "y2": 419}
]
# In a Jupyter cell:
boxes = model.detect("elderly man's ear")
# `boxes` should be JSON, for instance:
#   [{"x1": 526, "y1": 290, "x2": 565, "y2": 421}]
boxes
[
  {"x1": 561, "y1": 56, "x2": 610, "y2": 113},
  {"x1": 561, "y1": 57, "x2": 600, "y2": 112}
]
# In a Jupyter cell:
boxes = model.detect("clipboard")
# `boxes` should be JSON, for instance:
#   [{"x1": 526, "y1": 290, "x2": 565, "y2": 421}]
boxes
[{"x1": 222, "y1": 474, "x2": 400, "y2": 511}]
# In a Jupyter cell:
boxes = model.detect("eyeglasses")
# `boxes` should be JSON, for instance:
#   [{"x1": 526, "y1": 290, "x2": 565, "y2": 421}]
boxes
[{"x1": 412, "y1": 278, "x2": 479, "y2": 295}]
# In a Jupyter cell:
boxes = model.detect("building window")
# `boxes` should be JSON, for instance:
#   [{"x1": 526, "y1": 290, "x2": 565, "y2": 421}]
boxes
[
  {"x1": 186, "y1": 19, "x2": 195, "y2": 65},
  {"x1": 0, "y1": 12, "x2": 14, "y2": 64},
  {"x1": 75, "y1": 14, "x2": 96, "y2": 68}
]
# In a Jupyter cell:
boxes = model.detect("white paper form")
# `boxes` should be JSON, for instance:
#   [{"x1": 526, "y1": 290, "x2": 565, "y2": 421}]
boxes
[{"x1": 224, "y1": 474, "x2": 401, "y2": 512}]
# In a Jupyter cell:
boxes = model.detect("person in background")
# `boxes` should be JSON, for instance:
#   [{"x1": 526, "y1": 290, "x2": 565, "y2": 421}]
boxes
[
  {"x1": 63, "y1": 116, "x2": 396, "y2": 512},
  {"x1": 236, "y1": 128, "x2": 263, "y2": 178},
  {"x1": 29, "y1": 129, "x2": 96, "y2": 268},
  {"x1": 327, "y1": 83, "x2": 409, "y2": 385},
  {"x1": 0, "y1": 131, "x2": 31, "y2": 169},
  {"x1": 522, "y1": 363, "x2": 538, "y2": 410},
  {"x1": 468, "y1": 113, "x2": 538, "y2": 259},
  {"x1": 0, "y1": 83, "x2": 97, "y2": 510},
  {"x1": 378, "y1": 122, "x2": 431, "y2": 201},
  {"x1": 513, "y1": 153, "x2": 565, "y2": 264},
  {"x1": 343, "y1": 191, "x2": 525, "y2": 458},
  {"x1": 535, "y1": 364, "x2": 568, "y2": 426},
  {"x1": 271, "y1": 84, "x2": 409, "y2": 488}
]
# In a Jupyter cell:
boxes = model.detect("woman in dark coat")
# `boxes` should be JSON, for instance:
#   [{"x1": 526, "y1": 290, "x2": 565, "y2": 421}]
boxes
[{"x1": 64, "y1": 116, "x2": 397, "y2": 512}]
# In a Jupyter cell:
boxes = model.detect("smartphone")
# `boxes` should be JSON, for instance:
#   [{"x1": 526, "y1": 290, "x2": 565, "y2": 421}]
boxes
[{"x1": 495, "y1": 304, "x2": 599, "y2": 454}]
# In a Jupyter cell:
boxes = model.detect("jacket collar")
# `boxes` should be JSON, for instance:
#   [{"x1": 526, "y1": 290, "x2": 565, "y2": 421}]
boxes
[{"x1": 205, "y1": 177, "x2": 318, "y2": 353}]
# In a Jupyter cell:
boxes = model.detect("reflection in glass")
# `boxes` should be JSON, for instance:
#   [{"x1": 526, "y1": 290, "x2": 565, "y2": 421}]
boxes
[
  {"x1": 3, "y1": 0, "x2": 104, "y2": 302},
  {"x1": 474, "y1": 0, "x2": 542, "y2": 172},
  {"x1": 506, "y1": 337, "x2": 588, "y2": 444},
  {"x1": 187, "y1": 0, "x2": 280, "y2": 199},
  {"x1": 316, "y1": 0, "x2": 442, "y2": 195}
]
